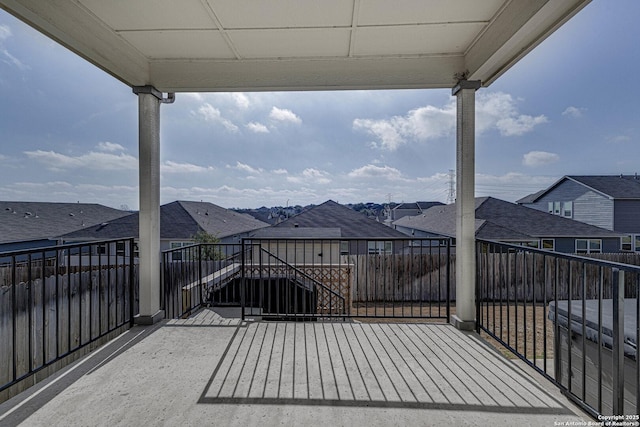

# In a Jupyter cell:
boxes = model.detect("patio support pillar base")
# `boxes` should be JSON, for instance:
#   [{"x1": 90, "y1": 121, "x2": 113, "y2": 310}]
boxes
[
  {"x1": 451, "y1": 315, "x2": 476, "y2": 331},
  {"x1": 452, "y1": 79, "x2": 481, "y2": 330},
  {"x1": 133, "y1": 85, "x2": 172, "y2": 325}
]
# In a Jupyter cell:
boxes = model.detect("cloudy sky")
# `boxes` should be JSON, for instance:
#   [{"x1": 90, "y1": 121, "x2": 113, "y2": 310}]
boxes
[{"x1": 0, "y1": 1, "x2": 638, "y2": 209}]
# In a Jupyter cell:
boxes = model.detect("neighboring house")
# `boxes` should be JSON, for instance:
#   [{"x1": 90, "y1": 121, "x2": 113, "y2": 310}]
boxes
[
  {"x1": 59, "y1": 200, "x2": 270, "y2": 258},
  {"x1": 259, "y1": 200, "x2": 411, "y2": 255},
  {"x1": 391, "y1": 202, "x2": 444, "y2": 221},
  {"x1": 393, "y1": 197, "x2": 623, "y2": 254},
  {"x1": 0, "y1": 201, "x2": 129, "y2": 252},
  {"x1": 517, "y1": 175, "x2": 640, "y2": 252}
]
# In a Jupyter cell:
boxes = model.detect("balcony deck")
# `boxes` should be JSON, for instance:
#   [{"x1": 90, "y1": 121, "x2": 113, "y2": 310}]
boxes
[{"x1": 0, "y1": 308, "x2": 589, "y2": 426}]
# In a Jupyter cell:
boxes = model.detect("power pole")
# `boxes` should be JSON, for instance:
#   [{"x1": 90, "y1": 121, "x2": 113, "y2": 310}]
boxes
[{"x1": 447, "y1": 169, "x2": 456, "y2": 204}]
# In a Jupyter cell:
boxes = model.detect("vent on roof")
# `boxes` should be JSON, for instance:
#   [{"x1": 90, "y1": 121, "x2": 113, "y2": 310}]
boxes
[{"x1": 69, "y1": 213, "x2": 75, "y2": 216}]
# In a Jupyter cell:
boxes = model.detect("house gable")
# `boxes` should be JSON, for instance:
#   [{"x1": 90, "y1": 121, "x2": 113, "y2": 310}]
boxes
[{"x1": 275, "y1": 200, "x2": 407, "y2": 239}]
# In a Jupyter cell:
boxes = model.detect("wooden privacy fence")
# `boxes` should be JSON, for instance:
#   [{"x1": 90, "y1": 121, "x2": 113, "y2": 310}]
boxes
[
  {"x1": 0, "y1": 238, "x2": 137, "y2": 403},
  {"x1": 346, "y1": 253, "x2": 454, "y2": 303},
  {"x1": 477, "y1": 250, "x2": 640, "y2": 303}
]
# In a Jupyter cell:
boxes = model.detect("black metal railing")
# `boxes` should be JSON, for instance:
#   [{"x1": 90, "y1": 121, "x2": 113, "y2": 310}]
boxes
[
  {"x1": 162, "y1": 243, "x2": 244, "y2": 318},
  {"x1": 476, "y1": 239, "x2": 640, "y2": 418},
  {"x1": 162, "y1": 237, "x2": 452, "y2": 321},
  {"x1": 0, "y1": 238, "x2": 137, "y2": 398}
]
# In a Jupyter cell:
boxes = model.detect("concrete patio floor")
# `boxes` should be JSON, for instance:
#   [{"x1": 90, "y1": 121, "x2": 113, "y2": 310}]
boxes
[{"x1": 0, "y1": 308, "x2": 590, "y2": 426}]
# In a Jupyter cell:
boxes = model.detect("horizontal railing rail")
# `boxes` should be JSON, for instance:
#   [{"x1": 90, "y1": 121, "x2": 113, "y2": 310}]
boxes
[
  {"x1": 0, "y1": 238, "x2": 138, "y2": 401},
  {"x1": 476, "y1": 238, "x2": 640, "y2": 418},
  {"x1": 162, "y1": 238, "x2": 452, "y2": 322}
]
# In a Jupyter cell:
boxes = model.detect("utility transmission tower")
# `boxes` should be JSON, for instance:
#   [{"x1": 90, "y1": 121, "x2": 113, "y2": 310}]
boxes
[{"x1": 446, "y1": 169, "x2": 456, "y2": 204}]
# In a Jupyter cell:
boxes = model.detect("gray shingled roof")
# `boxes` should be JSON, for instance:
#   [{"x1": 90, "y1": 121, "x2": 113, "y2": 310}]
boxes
[
  {"x1": 0, "y1": 201, "x2": 129, "y2": 244},
  {"x1": 60, "y1": 201, "x2": 269, "y2": 240},
  {"x1": 251, "y1": 227, "x2": 342, "y2": 239},
  {"x1": 274, "y1": 200, "x2": 407, "y2": 238},
  {"x1": 567, "y1": 175, "x2": 640, "y2": 199},
  {"x1": 518, "y1": 175, "x2": 640, "y2": 203},
  {"x1": 393, "y1": 197, "x2": 622, "y2": 240}
]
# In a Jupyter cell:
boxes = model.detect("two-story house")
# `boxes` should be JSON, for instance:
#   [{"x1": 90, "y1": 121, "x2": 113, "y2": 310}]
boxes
[
  {"x1": 517, "y1": 175, "x2": 640, "y2": 252},
  {"x1": 394, "y1": 197, "x2": 623, "y2": 254}
]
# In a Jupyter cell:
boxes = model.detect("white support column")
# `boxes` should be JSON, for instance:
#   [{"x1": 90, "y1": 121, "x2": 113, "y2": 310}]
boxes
[
  {"x1": 452, "y1": 80, "x2": 481, "y2": 331},
  {"x1": 133, "y1": 86, "x2": 173, "y2": 324}
]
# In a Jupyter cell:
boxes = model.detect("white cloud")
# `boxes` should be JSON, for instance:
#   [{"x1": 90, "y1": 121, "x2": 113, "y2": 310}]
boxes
[
  {"x1": 476, "y1": 92, "x2": 548, "y2": 136},
  {"x1": 607, "y1": 135, "x2": 631, "y2": 143},
  {"x1": 196, "y1": 103, "x2": 239, "y2": 132},
  {"x1": 287, "y1": 168, "x2": 331, "y2": 185},
  {"x1": 353, "y1": 118, "x2": 406, "y2": 151},
  {"x1": 162, "y1": 161, "x2": 213, "y2": 174},
  {"x1": 562, "y1": 106, "x2": 586, "y2": 118},
  {"x1": 96, "y1": 141, "x2": 126, "y2": 152},
  {"x1": 353, "y1": 92, "x2": 547, "y2": 151},
  {"x1": 232, "y1": 93, "x2": 250, "y2": 109},
  {"x1": 0, "y1": 181, "x2": 138, "y2": 208},
  {"x1": 272, "y1": 168, "x2": 288, "y2": 175},
  {"x1": 0, "y1": 25, "x2": 11, "y2": 42},
  {"x1": 246, "y1": 122, "x2": 270, "y2": 133},
  {"x1": 347, "y1": 164, "x2": 405, "y2": 181},
  {"x1": 0, "y1": 25, "x2": 28, "y2": 71},
  {"x1": 229, "y1": 161, "x2": 263, "y2": 175},
  {"x1": 522, "y1": 151, "x2": 560, "y2": 167},
  {"x1": 24, "y1": 149, "x2": 138, "y2": 171},
  {"x1": 269, "y1": 106, "x2": 302, "y2": 124}
]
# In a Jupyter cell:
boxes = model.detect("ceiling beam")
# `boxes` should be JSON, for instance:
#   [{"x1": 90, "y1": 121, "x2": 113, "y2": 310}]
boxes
[{"x1": 466, "y1": 0, "x2": 591, "y2": 86}]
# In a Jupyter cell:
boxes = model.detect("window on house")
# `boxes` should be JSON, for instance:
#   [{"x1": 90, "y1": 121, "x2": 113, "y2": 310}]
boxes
[
  {"x1": 170, "y1": 241, "x2": 193, "y2": 261},
  {"x1": 548, "y1": 201, "x2": 573, "y2": 218},
  {"x1": 116, "y1": 241, "x2": 126, "y2": 256},
  {"x1": 541, "y1": 239, "x2": 555, "y2": 251},
  {"x1": 368, "y1": 241, "x2": 392, "y2": 254},
  {"x1": 622, "y1": 235, "x2": 632, "y2": 251},
  {"x1": 515, "y1": 241, "x2": 539, "y2": 248},
  {"x1": 576, "y1": 239, "x2": 602, "y2": 254},
  {"x1": 340, "y1": 241, "x2": 349, "y2": 255},
  {"x1": 97, "y1": 244, "x2": 107, "y2": 255},
  {"x1": 635, "y1": 235, "x2": 640, "y2": 252}
]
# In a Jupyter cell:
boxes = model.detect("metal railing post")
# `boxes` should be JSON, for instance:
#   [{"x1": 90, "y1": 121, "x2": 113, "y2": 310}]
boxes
[
  {"x1": 241, "y1": 238, "x2": 246, "y2": 320},
  {"x1": 129, "y1": 238, "x2": 135, "y2": 326},
  {"x1": 198, "y1": 245, "x2": 203, "y2": 307},
  {"x1": 446, "y1": 238, "x2": 451, "y2": 323},
  {"x1": 612, "y1": 268, "x2": 625, "y2": 415}
]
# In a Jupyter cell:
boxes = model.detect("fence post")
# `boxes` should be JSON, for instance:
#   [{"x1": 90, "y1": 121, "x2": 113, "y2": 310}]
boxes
[{"x1": 612, "y1": 268, "x2": 624, "y2": 415}]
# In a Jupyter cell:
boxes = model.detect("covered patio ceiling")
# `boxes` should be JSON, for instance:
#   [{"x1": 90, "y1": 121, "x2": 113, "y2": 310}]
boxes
[{"x1": 0, "y1": 0, "x2": 590, "y2": 92}]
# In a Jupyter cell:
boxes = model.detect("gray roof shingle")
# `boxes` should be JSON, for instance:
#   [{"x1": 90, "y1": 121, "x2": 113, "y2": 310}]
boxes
[
  {"x1": 274, "y1": 200, "x2": 407, "y2": 238},
  {"x1": 393, "y1": 197, "x2": 622, "y2": 239},
  {"x1": 0, "y1": 201, "x2": 129, "y2": 244},
  {"x1": 518, "y1": 175, "x2": 640, "y2": 203},
  {"x1": 60, "y1": 201, "x2": 269, "y2": 240}
]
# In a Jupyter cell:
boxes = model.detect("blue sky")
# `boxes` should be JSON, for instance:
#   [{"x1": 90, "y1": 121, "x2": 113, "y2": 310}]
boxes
[{"x1": 0, "y1": 1, "x2": 638, "y2": 209}]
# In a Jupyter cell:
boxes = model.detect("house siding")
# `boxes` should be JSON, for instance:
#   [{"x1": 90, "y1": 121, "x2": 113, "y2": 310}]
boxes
[
  {"x1": 553, "y1": 238, "x2": 577, "y2": 254},
  {"x1": 613, "y1": 200, "x2": 640, "y2": 233},
  {"x1": 526, "y1": 179, "x2": 614, "y2": 230}
]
